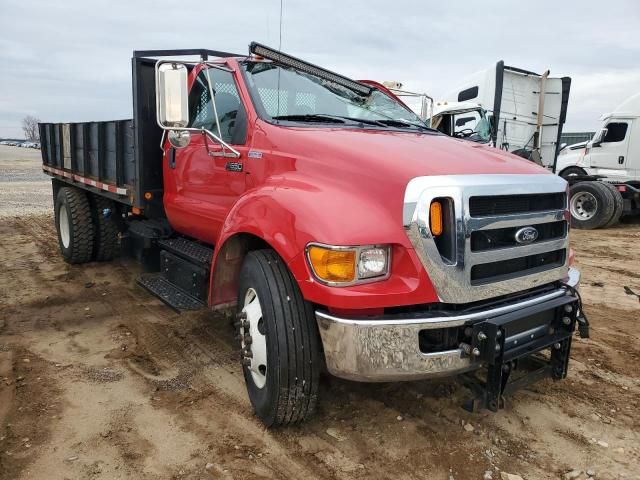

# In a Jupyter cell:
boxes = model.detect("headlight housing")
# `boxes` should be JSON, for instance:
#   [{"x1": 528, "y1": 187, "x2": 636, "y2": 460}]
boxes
[{"x1": 306, "y1": 243, "x2": 391, "y2": 286}]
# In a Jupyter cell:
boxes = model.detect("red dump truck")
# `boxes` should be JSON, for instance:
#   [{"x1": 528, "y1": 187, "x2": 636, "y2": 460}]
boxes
[{"x1": 39, "y1": 43, "x2": 587, "y2": 426}]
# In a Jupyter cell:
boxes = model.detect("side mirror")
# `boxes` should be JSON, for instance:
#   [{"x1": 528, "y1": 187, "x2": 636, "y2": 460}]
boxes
[
  {"x1": 591, "y1": 127, "x2": 608, "y2": 147},
  {"x1": 157, "y1": 63, "x2": 189, "y2": 128}
]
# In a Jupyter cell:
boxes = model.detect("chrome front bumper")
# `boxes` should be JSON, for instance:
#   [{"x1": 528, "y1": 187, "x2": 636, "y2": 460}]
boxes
[{"x1": 315, "y1": 268, "x2": 580, "y2": 382}]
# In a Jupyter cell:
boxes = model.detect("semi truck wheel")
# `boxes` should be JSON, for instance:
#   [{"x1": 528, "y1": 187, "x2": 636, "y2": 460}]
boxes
[
  {"x1": 90, "y1": 195, "x2": 119, "y2": 261},
  {"x1": 600, "y1": 183, "x2": 624, "y2": 228},
  {"x1": 237, "y1": 249, "x2": 320, "y2": 426},
  {"x1": 559, "y1": 166, "x2": 587, "y2": 179},
  {"x1": 569, "y1": 181, "x2": 616, "y2": 229},
  {"x1": 55, "y1": 187, "x2": 94, "y2": 263}
]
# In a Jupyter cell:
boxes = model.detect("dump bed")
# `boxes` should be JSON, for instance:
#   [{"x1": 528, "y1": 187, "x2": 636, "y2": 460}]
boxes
[{"x1": 39, "y1": 57, "x2": 165, "y2": 217}]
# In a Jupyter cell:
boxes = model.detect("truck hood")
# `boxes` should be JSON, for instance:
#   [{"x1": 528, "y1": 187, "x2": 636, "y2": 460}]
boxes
[{"x1": 269, "y1": 126, "x2": 549, "y2": 182}]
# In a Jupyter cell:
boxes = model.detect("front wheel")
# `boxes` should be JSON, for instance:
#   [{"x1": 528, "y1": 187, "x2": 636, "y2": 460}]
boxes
[{"x1": 237, "y1": 249, "x2": 321, "y2": 426}]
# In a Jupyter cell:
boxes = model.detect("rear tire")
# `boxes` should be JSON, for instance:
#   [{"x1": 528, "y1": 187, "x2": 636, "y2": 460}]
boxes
[
  {"x1": 90, "y1": 195, "x2": 119, "y2": 261},
  {"x1": 600, "y1": 183, "x2": 624, "y2": 228},
  {"x1": 55, "y1": 187, "x2": 94, "y2": 263},
  {"x1": 569, "y1": 181, "x2": 616, "y2": 230},
  {"x1": 237, "y1": 249, "x2": 320, "y2": 427}
]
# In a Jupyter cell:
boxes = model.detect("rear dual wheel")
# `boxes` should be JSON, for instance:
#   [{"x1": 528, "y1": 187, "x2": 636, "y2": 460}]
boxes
[
  {"x1": 237, "y1": 249, "x2": 321, "y2": 427},
  {"x1": 55, "y1": 187, "x2": 94, "y2": 263},
  {"x1": 55, "y1": 186, "x2": 119, "y2": 263},
  {"x1": 569, "y1": 181, "x2": 623, "y2": 229}
]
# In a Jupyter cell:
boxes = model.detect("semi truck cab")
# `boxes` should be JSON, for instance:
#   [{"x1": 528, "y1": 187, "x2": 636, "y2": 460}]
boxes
[{"x1": 40, "y1": 43, "x2": 586, "y2": 426}]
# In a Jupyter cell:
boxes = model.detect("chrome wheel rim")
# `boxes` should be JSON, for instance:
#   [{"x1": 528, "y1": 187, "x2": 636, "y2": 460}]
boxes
[
  {"x1": 570, "y1": 192, "x2": 598, "y2": 220},
  {"x1": 59, "y1": 206, "x2": 70, "y2": 248},
  {"x1": 241, "y1": 288, "x2": 268, "y2": 389}
]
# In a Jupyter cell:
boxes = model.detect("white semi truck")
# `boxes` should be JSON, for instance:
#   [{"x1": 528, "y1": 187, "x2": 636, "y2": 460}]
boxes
[{"x1": 554, "y1": 93, "x2": 640, "y2": 228}]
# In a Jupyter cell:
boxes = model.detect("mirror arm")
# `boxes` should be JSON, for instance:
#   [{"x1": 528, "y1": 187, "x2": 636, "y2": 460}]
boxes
[
  {"x1": 203, "y1": 129, "x2": 241, "y2": 158},
  {"x1": 163, "y1": 126, "x2": 240, "y2": 158},
  {"x1": 159, "y1": 130, "x2": 167, "y2": 150},
  {"x1": 204, "y1": 65, "x2": 225, "y2": 144}
]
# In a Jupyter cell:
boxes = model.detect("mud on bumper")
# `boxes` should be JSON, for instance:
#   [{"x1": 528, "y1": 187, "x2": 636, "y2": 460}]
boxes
[{"x1": 315, "y1": 268, "x2": 582, "y2": 410}]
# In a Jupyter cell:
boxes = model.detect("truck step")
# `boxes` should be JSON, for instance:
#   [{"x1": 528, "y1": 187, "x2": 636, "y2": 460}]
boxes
[
  {"x1": 158, "y1": 237, "x2": 213, "y2": 267},
  {"x1": 137, "y1": 273, "x2": 205, "y2": 311}
]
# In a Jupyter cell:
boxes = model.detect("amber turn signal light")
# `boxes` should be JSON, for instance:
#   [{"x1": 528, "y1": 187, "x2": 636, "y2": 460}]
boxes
[
  {"x1": 430, "y1": 201, "x2": 443, "y2": 236},
  {"x1": 307, "y1": 246, "x2": 356, "y2": 283}
]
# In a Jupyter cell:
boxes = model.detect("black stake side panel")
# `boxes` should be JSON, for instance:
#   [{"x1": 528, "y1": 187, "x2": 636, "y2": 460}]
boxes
[{"x1": 39, "y1": 120, "x2": 136, "y2": 202}]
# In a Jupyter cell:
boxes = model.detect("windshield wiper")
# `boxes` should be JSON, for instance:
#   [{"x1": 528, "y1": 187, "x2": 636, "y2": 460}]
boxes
[
  {"x1": 272, "y1": 113, "x2": 436, "y2": 132},
  {"x1": 375, "y1": 119, "x2": 434, "y2": 131},
  {"x1": 274, "y1": 113, "x2": 395, "y2": 128},
  {"x1": 272, "y1": 114, "x2": 346, "y2": 124}
]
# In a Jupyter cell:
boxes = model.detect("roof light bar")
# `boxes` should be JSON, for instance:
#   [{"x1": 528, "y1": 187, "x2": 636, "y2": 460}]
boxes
[{"x1": 249, "y1": 42, "x2": 373, "y2": 96}]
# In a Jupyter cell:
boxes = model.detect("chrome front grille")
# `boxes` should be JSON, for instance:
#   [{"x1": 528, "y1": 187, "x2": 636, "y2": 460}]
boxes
[{"x1": 403, "y1": 174, "x2": 570, "y2": 303}]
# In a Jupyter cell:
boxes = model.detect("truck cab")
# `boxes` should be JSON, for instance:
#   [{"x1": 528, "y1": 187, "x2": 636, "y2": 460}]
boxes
[
  {"x1": 556, "y1": 93, "x2": 640, "y2": 182},
  {"x1": 40, "y1": 44, "x2": 586, "y2": 427},
  {"x1": 430, "y1": 101, "x2": 492, "y2": 144}
]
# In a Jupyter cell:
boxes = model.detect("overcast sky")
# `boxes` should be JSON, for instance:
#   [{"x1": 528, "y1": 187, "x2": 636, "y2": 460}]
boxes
[{"x1": 1, "y1": 0, "x2": 639, "y2": 138}]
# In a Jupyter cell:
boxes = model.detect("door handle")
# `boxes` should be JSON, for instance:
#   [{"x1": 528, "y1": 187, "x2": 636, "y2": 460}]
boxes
[
  {"x1": 618, "y1": 156, "x2": 624, "y2": 165},
  {"x1": 168, "y1": 147, "x2": 176, "y2": 169}
]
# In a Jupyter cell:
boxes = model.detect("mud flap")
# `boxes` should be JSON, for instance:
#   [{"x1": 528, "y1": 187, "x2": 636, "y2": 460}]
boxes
[{"x1": 461, "y1": 293, "x2": 579, "y2": 412}]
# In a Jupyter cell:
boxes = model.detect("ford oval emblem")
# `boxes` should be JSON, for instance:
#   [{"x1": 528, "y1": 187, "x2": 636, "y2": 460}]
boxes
[{"x1": 515, "y1": 226, "x2": 539, "y2": 244}]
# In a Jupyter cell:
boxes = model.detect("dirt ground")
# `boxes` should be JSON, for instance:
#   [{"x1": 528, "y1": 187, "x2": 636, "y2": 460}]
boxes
[{"x1": 0, "y1": 146, "x2": 639, "y2": 480}]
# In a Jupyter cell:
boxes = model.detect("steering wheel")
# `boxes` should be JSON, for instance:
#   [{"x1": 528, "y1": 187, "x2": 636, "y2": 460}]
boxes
[{"x1": 455, "y1": 128, "x2": 475, "y2": 138}]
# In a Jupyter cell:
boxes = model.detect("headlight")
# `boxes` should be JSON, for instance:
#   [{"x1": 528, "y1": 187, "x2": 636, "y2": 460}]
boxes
[{"x1": 306, "y1": 244, "x2": 390, "y2": 286}]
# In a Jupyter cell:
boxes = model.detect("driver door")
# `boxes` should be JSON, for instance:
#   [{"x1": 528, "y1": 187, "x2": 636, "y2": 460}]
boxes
[
  {"x1": 163, "y1": 65, "x2": 250, "y2": 245},
  {"x1": 589, "y1": 121, "x2": 630, "y2": 173}
]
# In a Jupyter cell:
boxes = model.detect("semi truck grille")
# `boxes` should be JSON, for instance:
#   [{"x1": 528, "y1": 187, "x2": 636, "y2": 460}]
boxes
[
  {"x1": 470, "y1": 220, "x2": 567, "y2": 252},
  {"x1": 470, "y1": 249, "x2": 566, "y2": 285},
  {"x1": 469, "y1": 193, "x2": 566, "y2": 217},
  {"x1": 403, "y1": 174, "x2": 570, "y2": 303}
]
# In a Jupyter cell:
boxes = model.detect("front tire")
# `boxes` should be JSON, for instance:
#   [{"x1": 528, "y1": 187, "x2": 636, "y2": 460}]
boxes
[
  {"x1": 237, "y1": 249, "x2": 320, "y2": 426},
  {"x1": 55, "y1": 187, "x2": 94, "y2": 263}
]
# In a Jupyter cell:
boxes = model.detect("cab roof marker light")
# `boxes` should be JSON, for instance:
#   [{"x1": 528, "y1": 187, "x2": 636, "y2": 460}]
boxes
[{"x1": 249, "y1": 42, "x2": 373, "y2": 96}]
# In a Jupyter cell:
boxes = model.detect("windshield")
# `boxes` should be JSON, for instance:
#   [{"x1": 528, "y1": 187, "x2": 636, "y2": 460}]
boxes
[
  {"x1": 454, "y1": 110, "x2": 491, "y2": 143},
  {"x1": 242, "y1": 62, "x2": 428, "y2": 129}
]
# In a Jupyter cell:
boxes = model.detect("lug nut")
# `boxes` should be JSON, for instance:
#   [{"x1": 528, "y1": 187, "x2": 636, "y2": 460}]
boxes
[
  {"x1": 495, "y1": 344, "x2": 501, "y2": 353},
  {"x1": 236, "y1": 312, "x2": 247, "y2": 320},
  {"x1": 472, "y1": 347, "x2": 481, "y2": 357},
  {"x1": 244, "y1": 336, "x2": 253, "y2": 345},
  {"x1": 562, "y1": 316, "x2": 571, "y2": 325},
  {"x1": 564, "y1": 305, "x2": 573, "y2": 313},
  {"x1": 241, "y1": 358, "x2": 251, "y2": 366},
  {"x1": 477, "y1": 331, "x2": 487, "y2": 341},
  {"x1": 496, "y1": 330, "x2": 502, "y2": 339},
  {"x1": 553, "y1": 342, "x2": 562, "y2": 350}
]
